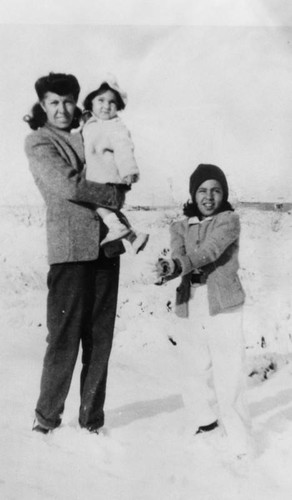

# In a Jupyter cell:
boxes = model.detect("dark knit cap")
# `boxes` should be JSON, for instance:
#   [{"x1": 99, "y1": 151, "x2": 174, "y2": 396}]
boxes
[
  {"x1": 35, "y1": 72, "x2": 80, "y2": 101},
  {"x1": 189, "y1": 164, "x2": 229, "y2": 202}
]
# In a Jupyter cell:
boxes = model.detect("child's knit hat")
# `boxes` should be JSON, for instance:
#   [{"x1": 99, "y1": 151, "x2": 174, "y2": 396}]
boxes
[
  {"x1": 189, "y1": 164, "x2": 229, "y2": 202},
  {"x1": 96, "y1": 73, "x2": 128, "y2": 108}
]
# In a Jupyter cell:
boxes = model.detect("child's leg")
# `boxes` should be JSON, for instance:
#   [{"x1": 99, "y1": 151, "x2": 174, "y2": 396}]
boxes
[
  {"x1": 207, "y1": 307, "x2": 251, "y2": 454},
  {"x1": 100, "y1": 183, "x2": 149, "y2": 253},
  {"x1": 177, "y1": 323, "x2": 217, "y2": 428},
  {"x1": 96, "y1": 207, "x2": 116, "y2": 221},
  {"x1": 97, "y1": 207, "x2": 127, "y2": 230},
  {"x1": 177, "y1": 286, "x2": 218, "y2": 429},
  {"x1": 98, "y1": 209, "x2": 131, "y2": 246}
]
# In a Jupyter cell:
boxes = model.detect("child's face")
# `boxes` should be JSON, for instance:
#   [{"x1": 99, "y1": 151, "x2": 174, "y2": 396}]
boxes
[
  {"x1": 91, "y1": 90, "x2": 118, "y2": 120},
  {"x1": 195, "y1": 179, "x2": 224, "y2": 218}
]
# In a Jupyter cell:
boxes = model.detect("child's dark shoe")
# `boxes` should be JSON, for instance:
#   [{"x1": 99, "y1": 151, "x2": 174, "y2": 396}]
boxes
[
  {"x1": 195, "y1": 420, "x2": 219, "y2": 434},
  {"x1": 131, "y1": 232, "x2": 149, "y2": 254}
]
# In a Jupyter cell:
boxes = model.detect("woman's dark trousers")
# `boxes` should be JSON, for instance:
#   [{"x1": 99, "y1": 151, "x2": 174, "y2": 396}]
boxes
[{"x1": 35, "y1": 254, "x2": 120, "y2": 431}]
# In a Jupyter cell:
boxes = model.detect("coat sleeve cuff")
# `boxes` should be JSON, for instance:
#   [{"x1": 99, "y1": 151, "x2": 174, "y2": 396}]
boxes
[{"x1": 175, "y1": 255, "x2": 194, "y2": 276}]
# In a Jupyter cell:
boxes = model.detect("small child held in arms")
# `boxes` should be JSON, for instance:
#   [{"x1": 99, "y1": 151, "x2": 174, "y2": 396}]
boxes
[
  {"x1": 156, "y1": 164, "x2": 251, "y2": 459},
  {"x1": 82, "y1": 74, "x2": 149, "y2": 254}
]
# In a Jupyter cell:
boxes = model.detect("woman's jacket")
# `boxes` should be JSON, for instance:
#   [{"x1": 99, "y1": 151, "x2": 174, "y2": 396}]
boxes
[{"x1": 25, "y1": 124, "x2": 124, "y2": 264}]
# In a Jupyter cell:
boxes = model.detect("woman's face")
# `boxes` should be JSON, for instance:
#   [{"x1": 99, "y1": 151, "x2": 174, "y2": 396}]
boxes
[
  {"x1": 195, "y1": 179, "x2": 224, "y2": 218},
  {"x1": 41, "y1": 92, "x2": 77, "y2": 130},
  {"x1": 91, "y1": 90, "x2": 118, "y2": 120}
]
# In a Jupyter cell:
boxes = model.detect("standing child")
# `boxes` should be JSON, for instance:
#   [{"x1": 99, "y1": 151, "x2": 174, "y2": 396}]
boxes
[
  {"x1": 156, "y1": 164, "x2": 251, "y2": 458},
  {"x1": 82, "y1": 74, "x2": 149, "y2": 254}
]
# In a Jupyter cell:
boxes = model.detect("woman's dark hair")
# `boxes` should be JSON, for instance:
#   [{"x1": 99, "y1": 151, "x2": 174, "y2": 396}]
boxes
[
  {"x1": 83, "y1": 83, "x2": 125, "y2": 112},
  {"x1": 23, "y1": 103, "x2": 47, "y2": 130},
  {"x1": 183, "y1": 199, "x2": 234, "y2": 218},
  {"x1": 23, "y1": 72, "x2": 81, "y2": 130}
]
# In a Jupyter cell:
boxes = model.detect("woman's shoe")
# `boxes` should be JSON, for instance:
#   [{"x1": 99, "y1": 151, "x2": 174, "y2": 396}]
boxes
[
  {"x1": 88, "y1": 428, "x2": 100, "y2": 435},
  {"x1": 32, "y1": 419, "x2": 51, "y2": 434}
]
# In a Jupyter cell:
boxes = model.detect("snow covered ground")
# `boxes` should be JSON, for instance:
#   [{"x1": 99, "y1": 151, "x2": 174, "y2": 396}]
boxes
[{"x1": 1, "y1": 204, "x2": 292, "y2": 500}]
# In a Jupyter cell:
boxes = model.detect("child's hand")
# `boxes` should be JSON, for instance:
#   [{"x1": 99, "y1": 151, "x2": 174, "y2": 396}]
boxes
[
  {"x1": 123, "y1": 174, "x2": 139, "y2": 185},
  {"x1": 155, "y1": 258, "x2": 182, "y2": 285},
  {"x1": 156, "y1": 258, "x2": 176, "y2": 278},
  {"x1": 130, "y1": 174, "x2": 139, "y2": 183}
]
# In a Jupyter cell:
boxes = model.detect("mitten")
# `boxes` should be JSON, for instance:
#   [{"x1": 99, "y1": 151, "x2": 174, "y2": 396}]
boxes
[{"x1": 155, "y1": 258, "x2": 182, "y2": 285}]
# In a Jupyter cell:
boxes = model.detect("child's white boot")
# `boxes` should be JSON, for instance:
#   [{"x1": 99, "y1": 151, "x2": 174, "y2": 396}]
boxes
[{"x1": 100, "y1": 213, "x2": 131, "y2": 246}]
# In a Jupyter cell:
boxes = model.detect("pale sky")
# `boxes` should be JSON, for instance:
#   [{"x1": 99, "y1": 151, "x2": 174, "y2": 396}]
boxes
[{"x1": 0, "y1": 0, "x2": 292, "y2": 205}]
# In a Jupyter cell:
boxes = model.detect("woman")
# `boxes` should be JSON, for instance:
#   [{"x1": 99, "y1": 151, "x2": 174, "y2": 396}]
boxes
[{"x1": 24, "y1": 72, "x2": 125, "y2": 434}]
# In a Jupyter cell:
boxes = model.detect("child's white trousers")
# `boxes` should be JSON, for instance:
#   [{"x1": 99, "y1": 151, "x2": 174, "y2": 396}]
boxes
[{"x1": 176, "y1": 284, "x2": 250, "y2": 453}]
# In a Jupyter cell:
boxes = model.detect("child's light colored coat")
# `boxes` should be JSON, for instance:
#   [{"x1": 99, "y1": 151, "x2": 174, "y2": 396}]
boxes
[
  {"x1": 83, "y1": 116, "x2": 139, "y2": 184},
  {"x1": 170, "y1": 211, "x2": 245, "y2": 316}
]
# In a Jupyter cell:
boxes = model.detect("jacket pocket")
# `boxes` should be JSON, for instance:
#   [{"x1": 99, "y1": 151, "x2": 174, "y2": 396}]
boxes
[{"x1": 47, "y1": 216, "x2": 70, "y2": 262}]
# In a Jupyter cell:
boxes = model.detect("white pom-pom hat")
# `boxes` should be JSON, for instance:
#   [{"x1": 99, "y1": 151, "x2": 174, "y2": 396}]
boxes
[{"x1": 92, "y1": 73, "x2": 128, "y2": 109}]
